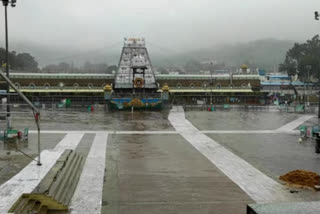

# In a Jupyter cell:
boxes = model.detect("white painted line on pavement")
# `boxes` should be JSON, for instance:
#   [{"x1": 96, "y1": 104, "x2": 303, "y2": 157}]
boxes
[
  {"x1": 201, "y1": 130, "x2": 300, "y2": 135},
  {"x1": 0, "y1": 133, "x2": 84, "y2": 213},
  {"x1": 29, "y1": 129, "x2": 299, "y2": 135},
  {"x1": 29, "y1": 130, "x2": 178, "y2": 135},
  {"x1": 54, "y1": 132, "x2": 86, "y2": 151},
  {"x1": 277, "y1": 115, "x2": 314, "y2": 131},
  {"x1": 70, "y1": 133, "x2": 108, "y2": 214},
  {"x1": 114, "y1": 130, "x2": 177, "y2": 135},
  {"x1": 29, "y1": 130, "x2": 108, "y2": 134},
  {"x1": 168, "y1": 106, "x2": 297, "y2": 203}
]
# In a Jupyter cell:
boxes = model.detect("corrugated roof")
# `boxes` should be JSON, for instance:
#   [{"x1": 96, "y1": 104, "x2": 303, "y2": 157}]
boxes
[
  {"x1": 158, "y1": 88, "x2": 254, "y2": 93},
  {"x1": 9, "y1": 88, "x2": 254, "y2": 93},
  {"x1": 261, "y1": 81, "x2": 313, "y2": 86},
  {"x1": 8, "y1": 72, "x2": 260, "y2": 80},
  {"x1": 9, "y1": 88, "x2": 104, "y2": 93}
]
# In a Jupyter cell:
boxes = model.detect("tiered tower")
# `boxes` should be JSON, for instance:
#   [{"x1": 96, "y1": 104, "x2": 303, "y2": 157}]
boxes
[{"x1": 114, "y1": 38, "x2": 158, "y2": 91}]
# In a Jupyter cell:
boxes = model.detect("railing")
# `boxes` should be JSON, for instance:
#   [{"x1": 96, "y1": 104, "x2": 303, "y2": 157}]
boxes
[
  {"x1": 183, "y1": 104, "x2": 281, "y2": 112},
  {"x1": 13, "y1": 86, "x2": 105, "y2": 90},
  {"x1": 0, "y1": 69, "x2": 42, "y2": 166},
  {"x1": 9, "y1": 72, "x2": 115, "y2": 79},
  {"x1": 7, "y1": 72, "x2": 261, "y2": 80},
  {"x1": 112, "y1": 93, "x2": 161, "y2": 99},
  {"x1": 169, "y1": 86, "x2": 253, "y2": 90}
]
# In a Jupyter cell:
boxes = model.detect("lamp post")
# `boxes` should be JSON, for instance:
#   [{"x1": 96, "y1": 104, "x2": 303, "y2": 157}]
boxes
[
  {"x1": 0, "y1": 1, "x2": 42, "y2": 165},
  {"x1": 305, "y1": 65, "x2": 312, "y2": 105},
  {"x1": 315, "y1": 11, "x2": 320, "y2": 118},
  {"x1": 210, "y1": 62, "x2": 214, "y2": 106},
  {"x1": 2, "y1": 0, "x2": 16, "y2": 129}
]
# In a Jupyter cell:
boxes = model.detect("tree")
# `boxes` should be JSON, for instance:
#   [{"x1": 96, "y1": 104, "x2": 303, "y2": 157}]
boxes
[
  {"x1": 0, "y1": 48, "x2": 39, "y2": 71},
  {"x1": 106, "y1": 65, "x2": 118, "y2": 74},
  {"x1": 279, "y1": 35, "x2": 320, "y2": 80}
]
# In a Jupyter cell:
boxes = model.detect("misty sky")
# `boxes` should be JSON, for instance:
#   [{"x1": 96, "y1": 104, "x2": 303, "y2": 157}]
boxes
[{"x1": 0, "y1": 0, "x2": 320, "y2": 54}]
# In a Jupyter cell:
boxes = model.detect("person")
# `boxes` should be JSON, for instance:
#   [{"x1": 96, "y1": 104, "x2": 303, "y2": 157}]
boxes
[{"x1": 90, "y1": 102, "x2": 94, "y2": 112}]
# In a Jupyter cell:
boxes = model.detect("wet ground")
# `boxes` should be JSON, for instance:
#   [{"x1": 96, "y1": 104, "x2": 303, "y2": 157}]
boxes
[
  {"x1": 6, "y1": 109, "x2": 173, "y2": 131},
  {"x1": 207, "y1": 134, "x2": 320, "y2": 180},
  {"x1": 0, "y1": 133, "x2": 65, "y2": 185},
  {"x1": 0, "y1": 110, "x2": 173, "y2": 186},
  {"x1": 103, "y1": 134, "x2": 253, "y2": 214},
  {"x1": 186, "y1": 111, "x2": 299, "y2": 130},
  {"x1": 1, "y1": 109, "x2": 320, "y2": 213}
]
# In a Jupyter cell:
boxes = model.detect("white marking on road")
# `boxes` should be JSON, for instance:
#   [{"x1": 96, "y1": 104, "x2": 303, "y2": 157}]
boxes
[
  {"x1": 53, "y1": 132, "x2": 86, "y2": 151},
  {"x1": 29, "y1": 130, "x2": 178, "y2": 135},
  {"x1": 114, "y1": 130, "x2": 177, "y2": 135},
  {"x1": 168, "y1": 106, "x2": 297, "y2": 203},
  {"x1": 29, "y1": 130, "x2": 109, "y2": 134},
  {"x1": 29, "y1": 129, "x2": 299, "y2": 135},
  {"x1": 0, "y1": 133, "x2": 84, "y2": 213},
  {"x1": 70, "y1": 133, "x2": 108, "y2": 214},
  {"x1": 277, "y1": 115, "x2": 314, "y2": 131},
  {"x1": 201, "y1": 130, "x2": 300, "y2": 135}
]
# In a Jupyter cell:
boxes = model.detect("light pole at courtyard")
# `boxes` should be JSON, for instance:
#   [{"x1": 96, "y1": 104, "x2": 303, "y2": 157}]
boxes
[
  {"x1": 210, "y1": 62, "x2": 214, "y2": 106},
  {"x1": 2, "y1": 0, "x2": 16, "y2": 129},
  {"x1": 315, "y1": 11, "x2": 320, "y2": 118}
]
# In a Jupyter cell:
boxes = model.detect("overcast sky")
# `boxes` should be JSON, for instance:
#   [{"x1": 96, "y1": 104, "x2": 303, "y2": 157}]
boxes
[{"x1": 0, "y1": 0, "x2": 320, "y2": 53}]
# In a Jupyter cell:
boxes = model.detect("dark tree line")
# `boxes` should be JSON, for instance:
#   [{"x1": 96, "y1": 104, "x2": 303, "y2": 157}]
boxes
[
  {"x1": 0, "y1": 48, "x2": 39, "y2": 72},
  {"x1": 0, "y1": 47, "x2": 118, "y2": 74},
  {"x1": 279, "y1": 35, "x2": 320, "y2": 81}
]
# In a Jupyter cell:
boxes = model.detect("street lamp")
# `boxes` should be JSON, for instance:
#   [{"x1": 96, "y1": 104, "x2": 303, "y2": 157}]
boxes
[
  {"x1": 315, "y1": 12, "x2": 320, "y2": 118},
  {"x1": 1, "y1": 1, "x2": 42, "y2": 166},
  {"x1": 2, "y1": 0, "x2": 16, "y2": 129},
  {"x1": 315, "y1": 11, "x2": 319, "y2": 20},
  {"x1": 210, "y1": 62, "x2": 214, "y2": 106},
  {"x1": 305, "y1": 65, "x2": 312, "y2": 105}
]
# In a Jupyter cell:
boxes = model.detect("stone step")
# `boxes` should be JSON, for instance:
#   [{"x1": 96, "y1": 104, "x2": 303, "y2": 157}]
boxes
[
  {"x1": 49, "y1": 152, "x2": 78, "y2": 200},
  {"x1": 60, "y1": 155, "x2": 83, "y2": 205},
  {"x1": 22, "y1": 199, "x2": 36, "y2": 213},
  {"x1": 30, "y1": 201, "x2": 41, "y2": 212},
  {"x1": 54, "y1": 154, "x2": 83, "y2": 205},
  {"x1": 35, "y1": 150, "x2": 73, "y2": 195},
  {"x1": 38, "y1": 206, "x2": 48, "y2": 214},
  {"x1": 63, "y1": 158, "x2": 84, "y2": 205},
  {"x1": 8, "y1": 149, "x2": 84, "y2": 214},
  {"x1": 48, "y1": 151, "x2": 77, "y2": 198},
  {"x1": 9, "y1": 195, "x2": 29, "y2": 213}
]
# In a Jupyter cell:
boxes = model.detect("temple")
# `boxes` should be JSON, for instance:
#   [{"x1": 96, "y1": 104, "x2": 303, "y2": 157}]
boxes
[{"x1": 114, "y1": 38, "x2": 158, "y2": 91}]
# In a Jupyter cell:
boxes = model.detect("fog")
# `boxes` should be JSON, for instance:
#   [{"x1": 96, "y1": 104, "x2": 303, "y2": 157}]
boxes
[{"x1": 0, "y1": 0, "x2": 319, "y2": 65}]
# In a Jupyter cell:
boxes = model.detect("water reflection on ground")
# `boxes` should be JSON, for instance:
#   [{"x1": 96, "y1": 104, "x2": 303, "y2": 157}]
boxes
[
  {"x1": 0, "y1": 108, "x2": 174, "y2": 131},
  {"x1": 186, "y1": 111, "x2": 300, "y2": 130},
  {"x1": 0, "y1": 109, "x2": 320, "y2": 201}
]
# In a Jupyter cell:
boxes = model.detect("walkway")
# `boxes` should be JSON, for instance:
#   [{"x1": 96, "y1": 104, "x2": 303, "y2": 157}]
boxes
[{"x1": 168, "y1": 106, "x2": 299, "y2": 203}]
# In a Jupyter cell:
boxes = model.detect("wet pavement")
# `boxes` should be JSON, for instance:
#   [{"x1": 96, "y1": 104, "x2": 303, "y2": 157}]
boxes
[
  {"x1": 186, "y1": 111, "x2": 299, "y2": 130},
  {"x1": 0, "y1": 133, "x2": 65, "y2": 185},
  {"x1": 297, "y1": 116, "x2": 320, "y2": 130},
  {"x1": 1, "y1": 109, "x2": 320, "y2": 213},
  {"x1": 103, "y1": 134, "x2": 253, "y2": 214},
  {"x1": 207, "y1": 133, "x2": 320, "y2": 180},
  {"x1": 8, "y1": 109, "x2": 173, "y2": 131}
]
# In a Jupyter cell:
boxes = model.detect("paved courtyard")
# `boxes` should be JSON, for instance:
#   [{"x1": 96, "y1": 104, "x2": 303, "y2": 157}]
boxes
[{"x1": 0, "y1": 107, "x2": 319, "y2": 214}]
